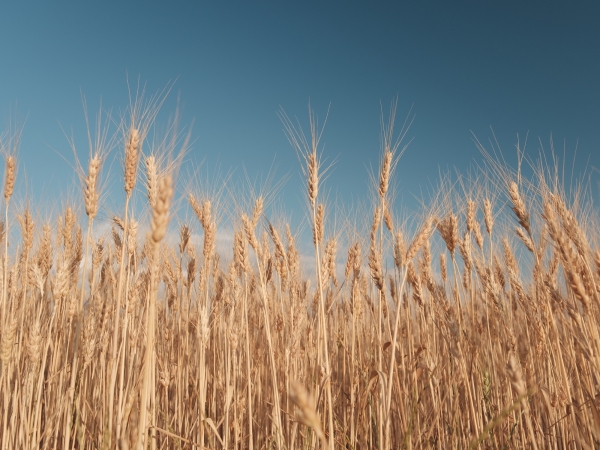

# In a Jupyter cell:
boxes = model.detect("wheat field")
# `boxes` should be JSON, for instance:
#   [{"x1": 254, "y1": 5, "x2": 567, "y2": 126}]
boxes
[{"x1": 1, "y1": 98, "x2": 599, "y2": 450}]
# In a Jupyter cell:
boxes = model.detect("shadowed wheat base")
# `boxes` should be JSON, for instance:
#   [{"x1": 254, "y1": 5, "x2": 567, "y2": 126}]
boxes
[{"x1": 1, "y1": 104, "x2": 600, "y2": 450}]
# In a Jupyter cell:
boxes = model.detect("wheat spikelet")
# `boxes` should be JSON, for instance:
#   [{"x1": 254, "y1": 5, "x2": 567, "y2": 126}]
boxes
[
  {"x1": 198, "y1": 305, "x2": 211, "y2": 345},
  {"x1": 323, "y1": 238, "x2": 337, "y2": 286},
  {"x1": 502, "y1": 238, "x2": 518, "y2": 276},
  {"x1": 506, "y1": 353, "x2": 526, "y2": 396},
  {"x1": 369, "y1": 207, "x2": 384, "y2": 291},
  {"x1": 151, "y1": 175, "x2": 173, "y2": 244},
  {"x1": 18, "y1": 207, "x2": 35, "y2": 257},
  {"x1": 458, "y1": 232, "x2": 472, "y2": 271},
  {"x1": 509, "y1": 182, "x2": 530, "y2": 233},
  {"x1": 515, "y1": 227, "x2": 535, "y2": 254},
  {"x1": 0, "y1": 316, "x2": 17, "y2": 364},
  {"x1": 233, "y1": 230, "x2": 248, "y2": 275},
  {"x1": 37, "y1": 223, "x2": 53, "y2": 276},
  {"x1": 112, "y1": 226, "x2": 123, "y2": 256},
  {"x1": 289, "y1": 382, "x2": 329, "y2": 450},
  {"x1": 201, "y1": 200, "x2": 212, "y2": 228},
  {"x1": 27, "y1": 318, "x2": 42, "y2": 366},
  {"x1": 268, "y1": 223, "x2": 287, "y2": 271},
  {"x1": 550, "y1": 193, "x2": 589, "y2": 256},
  {"x1": 405, "y1": 218, "x2": 432, "y2": 263},
  {"x1": 392, "y1": 230, "x2": 405, "y2": 270},
  {"x1": 186, "y1": 252, "x2": 197, "y2": 289},
  {"x1": 251, "y1": 196, "x2": 264, "y2": 227},
  {"x1": 371, "y1": 206, "x2": 381, "y2": 238},
  {"x1": 286, "y1": 224, "x2": 300, "y2": 280},
  {"x1": 63, "y1": 207, "x2": 76, "y2": 253},
  {"x1": 440, "y1": 253, "x2": 447, "y2": 284},
  {"x1": 124, "y1": 127, "x2": 140, "y2": 197},
  {"x1": 190, "y1": 198, "x2": 217, "y2": 262},
  {"x1": 473, "y1": 221, "x2": 484, "y2": 249},
  {"x1": 407, "y1": 262, "x2": 422, "y2": 304},
  {"x1": 542, "y1": 201, "x2": 592, "y2": 308},
  {"x1": 189, "y1": 193, "x2": 202, "y2": 221},
  {"x1": 30, "y1": 264, "x2": 46, "y2": 297},
  {"x1": 84, "y1": 156, "x2": 101, "y2": 218},
  {"x1": 379, "y1": 150, "x2": 392, "y2": 198},
  {"x1": 178, "y1": 224, "x2": 191, "y2": 255},
  {"x1": 383, "y1": 205, "x2": 393, "y2": 232},
  {"x1": 145, "y1": 155, "x2": 158, "y2": 209},
  {"x1": 203, "y1": 221, "x2": 216, "y2": 262},
  {"x1": 128, "y1": 220, "x2": 138, "y2": 256},
  {"x1": 242, "y1": 213, "x2": 259, "y2": 252},
  {"x1": 4, "y1": 155, "x2": 15, "y2": 201},
  {"x1": 313, "y1": 203, "x2": 324, "y2": 246},
  {"x1": 466, "y1": 199, "x2": 476, "y2": 233},
  {"x1": 91, "y1": 237, "x2": 105, "y2": 274},
  {"x1": 307, "y1": 151, "x2": 318, "y2": 205},
  {"x1": 421, "y1": 239, "x2": 434, "y2": 287},
  {"x1": 52, "y1": 258, "x2": 70, "y2": 303},
  {"x1": 483, "y1": 198, "x2": 494, "y2": 235},
  {"x1": 437, "y1": 213, "x2": 458, "y2": 256},
  {"x1": 345, "y1": 242, "x2": 360, "y2": 279}
]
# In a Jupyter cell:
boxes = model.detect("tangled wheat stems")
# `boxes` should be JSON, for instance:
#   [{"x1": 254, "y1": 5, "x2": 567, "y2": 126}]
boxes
[{"x1": 1, "y1": 99, "x2": 600, "y2": 449}]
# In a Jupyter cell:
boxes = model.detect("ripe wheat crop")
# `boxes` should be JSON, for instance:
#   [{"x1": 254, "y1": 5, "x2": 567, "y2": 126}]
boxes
[{"x1": 0, "y1": 97, "x2": 599, "y2": 450}]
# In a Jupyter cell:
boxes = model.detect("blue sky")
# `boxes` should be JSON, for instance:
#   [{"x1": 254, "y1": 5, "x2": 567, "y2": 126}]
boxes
[{"x1": 1, "y1": 1, "x2": 599, "y2": 224}]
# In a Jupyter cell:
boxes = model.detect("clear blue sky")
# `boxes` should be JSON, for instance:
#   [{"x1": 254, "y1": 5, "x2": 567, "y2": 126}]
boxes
[{"x1": 1, "y1": 0, "x2": 599, "y2": 222}]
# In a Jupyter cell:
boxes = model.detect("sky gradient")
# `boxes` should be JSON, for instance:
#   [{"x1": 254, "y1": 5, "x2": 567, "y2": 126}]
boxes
[{"x1": 1, "y1": 0, "x2": 599, "y2": 223}]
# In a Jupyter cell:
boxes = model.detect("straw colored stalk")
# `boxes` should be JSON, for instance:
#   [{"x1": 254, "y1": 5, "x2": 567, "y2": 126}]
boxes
[
  {"x1": 233, "y1": 229, "x2": 253, "y2": 450},
  {"x1": 64, "y1": 155, "x2": 102, "y2": 450},
  {"x1": 246, "y1": 197, "x2": 285, "y2": 449},
  {"x1": 109, "y1": 127, "x2": 140, "y2": 446},
  {"x1": 376, "y1": 149, "x2": 393, "y2": 449},
  {"x1": 2, "y1": 155, "x2": 15, "y2": 312},
  {"x1": 309, "y1": 164, "x2": 334, "y2": 450},
  {"x1": 137, "y1": 174, "x2": 173, "y2": 450}
]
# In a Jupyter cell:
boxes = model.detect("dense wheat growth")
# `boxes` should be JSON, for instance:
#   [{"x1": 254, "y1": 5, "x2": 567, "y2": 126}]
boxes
[{"x1": 1, "y1": 98, "x2": 600, "y2": 450}]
